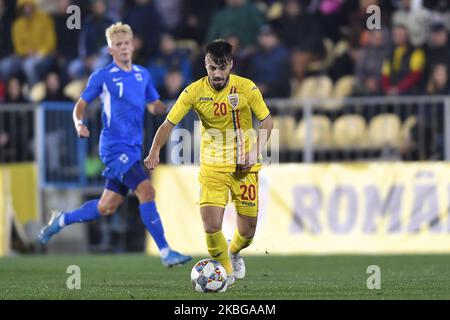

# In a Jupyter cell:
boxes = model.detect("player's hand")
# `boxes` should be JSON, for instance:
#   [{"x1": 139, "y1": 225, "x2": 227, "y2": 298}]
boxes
[
  {"x1": 153, "y1": 102, "x2": 166, "y2": 115},
  {"x1": 144, "y1": 150, "x2": 160, "y2": 170},
  {"x1": 238, "y1": 149, "x2": 258, "y2": 172},
  {"x1": 148, "y1": 100, "x2": 166, "y2": 115},
  {"x1": 76, "y1": 124, "x2": 90, "y2": 138}
]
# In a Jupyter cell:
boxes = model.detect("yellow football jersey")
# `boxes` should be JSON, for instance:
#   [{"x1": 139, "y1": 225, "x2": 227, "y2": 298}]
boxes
[{"x1": 167, "y1": 74, "x2": 270, "y2": 172}]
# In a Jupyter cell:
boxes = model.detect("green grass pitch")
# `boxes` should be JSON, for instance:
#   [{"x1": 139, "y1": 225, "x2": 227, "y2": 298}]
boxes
[{"x1": 0, "y1": 254, "x2": 449, "y2": 299}]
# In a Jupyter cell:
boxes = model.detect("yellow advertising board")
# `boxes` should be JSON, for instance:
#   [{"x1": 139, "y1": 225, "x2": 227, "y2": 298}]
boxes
[
  {"x1": 148, "y1": 163, "x2": 450, "y2": 255},
  {"x1": 0, "y1": 163, "x2": 39, "y2": 256}
]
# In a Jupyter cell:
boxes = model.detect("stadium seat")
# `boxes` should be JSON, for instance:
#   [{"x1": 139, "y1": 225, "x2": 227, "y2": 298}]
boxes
[
  {"x1": 291, "y1": 115, "x2": 332, "y2": 150},
  {"x1": 63, "y1": 80, "x2": 87, "y2": 101},
  {"x1": 324, "y1": 75, "x2": 355, "y2": 110},
  {"x1": 368, "y1": 113, "x2": 402, "y2": 148},
  {"x1": 29, "y1": 82, "x2": 46, "y2": 102},
  {"x1": 333, "y1": 40, "x2": 350, "y2": 58},
  {"x1": 270, "y1": 115, "x2": 296, "y2": 151},
  {"x1": 332, "y1": 114, "x2": 368, "y2": 149},
  {"x1": 401, "y1": 115, "x2": 417, "y2": 143},
  {"x1": 293, "y1": 75, "x2": 333, "y2": 102}
]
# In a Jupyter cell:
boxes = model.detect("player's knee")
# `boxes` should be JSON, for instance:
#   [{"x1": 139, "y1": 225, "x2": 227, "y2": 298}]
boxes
[
  {"x1": 97, "y1": 200, "x2": 119, "y2": 216},
  {"x1": 240, "y1": 228, "x2": 256, "y2": 239},
  {"x1": 136, "y1": 184, "x2": 155, "y2": 203},
  {"x1": 204, "y1": 224, "x2": 221, "y2": 234}
]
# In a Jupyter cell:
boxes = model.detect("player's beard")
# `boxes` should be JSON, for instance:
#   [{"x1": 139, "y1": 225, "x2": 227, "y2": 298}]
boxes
[{"x1": 210, "y1": 75, "x2": 229, "y2": 91}]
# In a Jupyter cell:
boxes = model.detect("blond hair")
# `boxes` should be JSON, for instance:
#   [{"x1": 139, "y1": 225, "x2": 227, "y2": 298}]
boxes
[{"x1": 105, "y1": 22, "x2": 133, "y2": 47}]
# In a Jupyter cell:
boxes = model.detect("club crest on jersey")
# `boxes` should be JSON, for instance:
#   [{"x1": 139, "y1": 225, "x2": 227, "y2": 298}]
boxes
[
  {"x1": 228, "y1": 93, "x2": 239, "y2": 109},
  {"x1": 135, "y1": 73, "x2": 143, "y2": 82}
]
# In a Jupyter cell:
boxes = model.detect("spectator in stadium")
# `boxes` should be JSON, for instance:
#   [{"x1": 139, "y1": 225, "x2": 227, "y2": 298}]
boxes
[
  {"x1": 0, "y1": 0, "x2": 11, "y2": 100},
  {"x1": 392, "y1": 0, "x2": 432, "y2": 47},
  {"x1": 0, "y1": 0, "x2": 56, "y2": 85},
  {"x1": 52, "y1": 0, "x2": 80, "y2": 84},
  {"x1": 147, "y1": 33, "x2": 192, "y2": 91},
  {"x1": 158, "y1": 68, "x2": 185, "y2": 100},
  {"x1": 316, "y1": 0, "x2": 348, "y2": 43},
  {"x1": 347, "y1": 0, "x2": 392, "y2": 49},
  {"x1": 68, "y1": 0, "x2": 114, "y2": 79},
  {"x1": 124, "y1": 0, "x2": 164, "y2": 58},
  {"x1": 354, "y1": 29, "x2": 390, "y2": 96},
  {"x1": 426, "y1": 63, "x2": 450, "y2": 95},
  {"x1": 4, "y1": 77, "x2": 27, "y2": 103},
  {"x1": 273, "y1": 0, "x2": 325, "y2": 83},
  {"x1": 38, "y1": 22, "x2": 191, "y2": 267},
  {"x1": 131, "y1": 35, "x2": 151, "y2": 67},
  {"x1": 206, "y1": 0, "x2": 265, "y2": 48},
  {"x1": 402, "y1": 64, "x2": 449, "y2": 160},
  {"x1": 424, "y1": 0, "x2": 450, "y2": 11},
  {"x1": 0, "y1": 0, "x2": 14, "y2": 62},
  {"x1": 425, "y1": 21, "x2": 450, "y2": 77},
  {"x1": 106, "y1": 0, "x2": 125, "y2": 22},
  {"x1": 154, "y1": 0, "x2": 183, "y2": 34},
  {"x1": 175, "y1": 0, "x2": 220, "y2": 44},
  {"x1": 381, "y1": 23, "x2": 426, "y2": 95},
  {"x1": 42, "y1": 72, "x2": 71, "y2": 102},
  {"x1": 246, "y1": 25, "x2": 291, "y2": 98},
  {"x1": 225, "y1": 33, "x2": 253, "y2": 77},
  {"x1": 2, "y1": 76, "x2": 33, "y2": 162}
]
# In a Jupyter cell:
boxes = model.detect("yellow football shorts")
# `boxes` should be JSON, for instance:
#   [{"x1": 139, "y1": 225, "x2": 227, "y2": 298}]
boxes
[{"x1": 198, "y1": 167, "x2": 259, "y2": 217}]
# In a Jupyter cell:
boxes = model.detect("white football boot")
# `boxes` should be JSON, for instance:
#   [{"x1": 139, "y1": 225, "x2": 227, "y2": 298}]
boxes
[
  {"x1": 219, "y1": 274, "x2": 236, "y2": 293},
  {"x1": 230, "y1": 251, "x2": 246, "y2": 280}
]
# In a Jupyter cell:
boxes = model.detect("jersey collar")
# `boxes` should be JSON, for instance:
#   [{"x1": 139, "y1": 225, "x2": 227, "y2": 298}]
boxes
[{"x1": 112, "y1": 61, "x2": 134, "y2": 73}]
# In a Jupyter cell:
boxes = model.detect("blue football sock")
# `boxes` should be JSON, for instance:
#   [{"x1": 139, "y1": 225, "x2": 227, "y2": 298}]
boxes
[
  {"x1": 139, "y1": 201, "x2": 169, "y2": 251},
  {"x1": 63, "y1": 199, "x2": 101, "y2": 226}
]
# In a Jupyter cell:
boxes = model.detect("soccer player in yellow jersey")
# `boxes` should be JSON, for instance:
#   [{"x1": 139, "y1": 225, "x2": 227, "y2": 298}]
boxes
[{"x1": 144, "y1": 39, "x2": 273, "y2": 290}]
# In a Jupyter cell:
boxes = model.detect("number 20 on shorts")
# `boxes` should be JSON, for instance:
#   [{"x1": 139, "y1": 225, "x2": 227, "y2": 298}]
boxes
[{"x1": 240, "y1": 184, "x2": 256, "y2": 201}]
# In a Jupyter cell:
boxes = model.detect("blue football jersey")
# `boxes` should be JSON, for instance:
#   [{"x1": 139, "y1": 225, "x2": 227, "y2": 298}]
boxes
[{"x1": 81, "y1": 62, "x2": 159, "y2": 164}]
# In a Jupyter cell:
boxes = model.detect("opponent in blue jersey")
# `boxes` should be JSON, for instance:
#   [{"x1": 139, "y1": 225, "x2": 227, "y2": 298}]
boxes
[{"x1": 38, "y1": 22, "x2": 191, "y2": 267}]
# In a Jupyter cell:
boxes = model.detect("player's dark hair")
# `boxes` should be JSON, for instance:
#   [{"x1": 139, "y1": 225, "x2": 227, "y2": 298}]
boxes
[{"x1": 205, "y1": 39, "x2": 233, "y2": 66}]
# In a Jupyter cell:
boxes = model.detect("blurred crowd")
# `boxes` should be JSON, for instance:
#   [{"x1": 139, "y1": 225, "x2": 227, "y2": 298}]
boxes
[{"x1": 0, "y1": 0, "x2": 449, "y2": 103}]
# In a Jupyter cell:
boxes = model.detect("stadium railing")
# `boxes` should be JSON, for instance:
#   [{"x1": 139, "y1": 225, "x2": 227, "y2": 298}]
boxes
[
  {"x1": 262, "y1": 95, "x2": 450, "y2": 163},
  {"x1": 0, "y1": 103, "x2": 35, "y2": 163}
]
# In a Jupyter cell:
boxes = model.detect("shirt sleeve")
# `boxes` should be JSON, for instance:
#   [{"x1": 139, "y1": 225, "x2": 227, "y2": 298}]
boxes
[
  {"x1": 145, "y1": 72, "x2": 160, "y2": 104},
  {"x1": 166, "y1": 87, "x2": 193, "y2": 125},
  {"x1": 81, "y1": 71, "x2": 103, "y2": 103},
  {"x1": 248, "y1": 82, "x2": 270, "y2": 121}
]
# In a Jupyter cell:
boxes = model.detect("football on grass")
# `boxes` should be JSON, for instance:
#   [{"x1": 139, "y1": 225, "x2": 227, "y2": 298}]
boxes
[{"x1": 190, "y1": 259, "x2": 227, "y2": 293}]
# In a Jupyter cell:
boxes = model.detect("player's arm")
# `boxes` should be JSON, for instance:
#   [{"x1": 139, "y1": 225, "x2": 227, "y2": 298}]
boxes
[
  {"x1": 75, "y1": 70, "x2": 103, "y2": 138},
  {"x1": 146, "y1": 99, "x2": 166, "y2": 115},
  {"x1": 240, "y1": 115, "x2": 273, "y2": 171},
  {"x1": 255, "y1": 114, "x2": 273, "y2": 154},
  {"x1": 144, "y1": 119, "x2": 175, "y2": 170},
  {"x1": 73, "y1": 98, "x2": 90, "y2": 138},
  {"x1": 239, "y1": 83, "x2": 273, "y2": 171}
]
